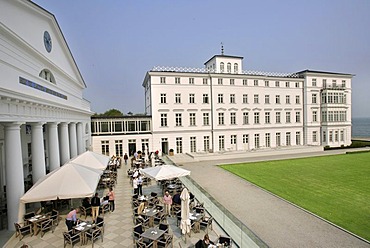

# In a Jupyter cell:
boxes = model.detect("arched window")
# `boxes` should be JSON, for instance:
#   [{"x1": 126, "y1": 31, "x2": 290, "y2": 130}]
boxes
[
  {"x1": 39, "y1": 69, "x2": 56, "y2": 84},
  {"x1": 85, "y1": 123, "x2": 89, "y2": 134},
  {"x1": 227, "y1": 63, "x2": 231, "y2": 73},
  {"x1": 234, "y1": 63, "x2": 238, "y2": 73},
  {"x1": 220, "y1": 62, "x2": 224, "y2": 73}
]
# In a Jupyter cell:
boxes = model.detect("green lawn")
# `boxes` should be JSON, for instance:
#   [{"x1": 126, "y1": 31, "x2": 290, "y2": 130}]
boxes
[{"x1": 220, "y1": 152, "x2": 370, "y2": 241}]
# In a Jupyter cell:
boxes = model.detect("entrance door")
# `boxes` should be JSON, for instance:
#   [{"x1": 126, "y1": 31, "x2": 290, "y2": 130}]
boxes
[
  {"x1": 161, "y1": 141, "x2": 168, "y2": 155},
  {"x1": 128, "y1": 143, "x2": 136, "y2": 156}
]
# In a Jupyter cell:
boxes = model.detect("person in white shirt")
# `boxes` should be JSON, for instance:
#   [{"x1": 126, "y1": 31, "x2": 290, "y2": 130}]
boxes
[{"x1": 133, "y1": 177, "x2": 138, "y2": 195}]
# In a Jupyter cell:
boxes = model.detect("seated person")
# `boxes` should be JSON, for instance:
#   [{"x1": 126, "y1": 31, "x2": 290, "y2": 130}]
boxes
[
  {"x1": 172, "y1": 193, "x2": 181, "y2": 205},
  {"x1": 100, "y1": 196, "x2": 109, "y2": 206},
  {"x1": 202, "y1": 234, "x2": 216, "y2": 248}
]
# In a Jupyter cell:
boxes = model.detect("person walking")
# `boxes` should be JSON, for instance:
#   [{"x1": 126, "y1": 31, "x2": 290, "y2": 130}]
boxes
[
  {"x1": 107, "y1": 187, "x2": 115, "y2": 212},
  {"x1": 91, "y1": 193, "x2": 100, "y2": 221},
  {"x1": 163, "y1": 191, "x2": 172, "y2": 217},
  {"x1": 123, "y1": 153, "x2": 128, "y2": 165}
]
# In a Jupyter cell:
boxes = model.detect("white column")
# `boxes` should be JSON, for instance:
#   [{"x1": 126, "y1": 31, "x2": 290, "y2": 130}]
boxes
[
  {"x1": 76, "y1": 122, "x2": 84, "y2": 154},
  {"x1": 69, "y1": 122, "x2": 77, "y2": 159},
  {"x1": 31, "y1": 122, "x2": 46, "y2": 184},
  {"x1": 4, "y1": 122, "x2": 25, "y2": 230},
  {"x1": 47, "y1": 122, "x2": 60, "y2": 172},
  {"x1": 59, "y1": 122, "x2": 70, "y2": 165}
]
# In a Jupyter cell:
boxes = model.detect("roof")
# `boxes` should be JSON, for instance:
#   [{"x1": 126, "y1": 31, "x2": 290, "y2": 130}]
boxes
[
  {"x1": 296, "y1": 70, "x2": 354, "y2": 77},
  {"x1": 91, "y1": 115, "x2": 151, "y2": 120},
  {"x1": 204, "y1": 54, "x2": 244, "y2": 65}
]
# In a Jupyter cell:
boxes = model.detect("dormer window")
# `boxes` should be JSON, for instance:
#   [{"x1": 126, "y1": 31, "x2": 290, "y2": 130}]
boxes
[
  {"x1": 39, "y1": 69, "x2": 56, "y2": 84},
  {"x1": 227, "y1": 63, "x2": 231, "y2": 73},
  {"x1": 234, "y1": 63, "x2": 238, "y2": 73},
  {"x1": 220, "y1": 62, "x2": 224, "y2": 73}
]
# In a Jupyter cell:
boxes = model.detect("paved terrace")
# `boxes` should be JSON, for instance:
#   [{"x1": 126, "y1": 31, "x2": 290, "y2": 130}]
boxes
[{"x1": 169, "y1": 147, "x2": 370, "y2": 248}]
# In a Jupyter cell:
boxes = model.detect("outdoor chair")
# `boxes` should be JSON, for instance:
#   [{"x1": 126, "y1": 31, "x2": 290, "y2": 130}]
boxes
[
  {"x1": 154, "y1": 212, "x2": 167, "y2": 225},
  {"x1": 96, "y1": 216, "x2": 105, "y2": 234},
  {"x1": 157, "y1": 233, "x2": 173, "y2": 248},
  {"x1": 135, "y1": 215, "x2": 150, "y2": 229},
  {"x1": 79, "y1": 206, "x2": 90, "y2": 219},
  {"x1": 23, "y1": 211, "x2": 35, "y2": 225},
  {"x1": 135, "y1": 238, "x2": 154, "y2": 248},
  {"x1": 36, "y1": 217, "x2": 54, "y2": 237},
  {"x1": 85, "y1": 226, "x2": 103, "y2": 247},
  {"x1": 63, "y1": 229, "x2": 81, "y2": 248},
  {"x1": 50, "y1": 209, "x2": 60, "y2": 226},
  {"x1": 101, "y1": 203, "x2": 110, "y2": 216},
  {"x1": 132, "y1": 223, "x2": 144, "y2": 243},
  {"x1": 175, "y1": 210, "x2": 182, "y2": 226},
  {"x1": 200, "y1": 216, "x2": 213, "y2": 233},
  {"x1": 158, "y1": 223, "x2": 169, "y2": 234},
  {"x1": 14, "y1": 222, "x2": 33, "y2": 241},
  {"x1": 195, "y1": 239, "x2": 203, "y2": 248},
  {"x1": 218, "y1": 235, "x2": 232, "y2": 247},
  {"x1": 150, "y1": 192, "x2": 158, "y2": 197}
]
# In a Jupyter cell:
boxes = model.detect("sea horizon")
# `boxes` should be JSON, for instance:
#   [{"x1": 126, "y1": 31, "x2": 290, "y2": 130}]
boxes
[{"x1": 352, "y1": 117, "x2": 370, "y2": 138}]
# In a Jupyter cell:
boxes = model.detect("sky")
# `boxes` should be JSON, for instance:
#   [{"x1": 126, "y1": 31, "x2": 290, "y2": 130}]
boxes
[{"x1": 33, "y1": 0, "x2": 370, "y2": 117}]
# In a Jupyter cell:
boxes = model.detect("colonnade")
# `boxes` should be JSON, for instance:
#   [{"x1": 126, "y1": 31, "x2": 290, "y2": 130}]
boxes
[{"x1": 2, "y1": 121, "x2": 86, "y2": 230}]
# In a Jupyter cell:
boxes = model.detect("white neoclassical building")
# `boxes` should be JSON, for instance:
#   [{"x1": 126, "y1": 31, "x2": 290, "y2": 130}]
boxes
[
  {"x1": 0, "y1": 0, "x2": 92, "y2": 230},
  {"x1": 92, "y1": 53, "x2": 352, "y2": 157}
]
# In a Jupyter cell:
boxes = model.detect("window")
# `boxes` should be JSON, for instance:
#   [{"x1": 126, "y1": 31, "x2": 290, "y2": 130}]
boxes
[
  {"x1": 265, "y1": 133, "x2": 271, "y2": 147},
  {"x1": 101, "y1": 140, "x2": 109, "y2": 156},
  {"x1": 313, "y1": 131, "x2": 317, "y2": 142},
  {"x1": 230, "y1": 112, "x2": 236, "y2": 125},
  {"x1": 275, "y1": 95, "x2": 280, "y2": 104},
  {"x1": 160, "y1": 113, "x2": 167, "y2": 127},
  {"x1": 255, "y1": 80, "x2": 260, "y2": 86},
  {"x1": 175, "y1": 113, "x2": 182, "y2": 126},
  {"x1": 231, "y1": 135, "x2": 237, "y2": 145},
  {"x1": 312, "y1": 78, "x2": 317, "y2": 86},
  {"x1": 203, "y1": 78, "x2": 208, "y2": 85},
  {"x1": 296, "y1": 132, "x2": 301, "y2": 145},
  {"x1": 243, "y1": 134, "x2": 249, "y2": 144},
  {"x1": 220, "y1": 62, "x2": 224, "y2": 72},
  {"x1": 286, "y1": 132, "x2": 291, "y2": 146},
  {"x1": 175, "y1": 77, "x2": 181, "y2": 84},
  {"x1": 189, "y1": 93, "x2": 195, "y2": 103},
  {"x1": 335, "y1": 131, "x2": 339, "y2": 142},
  {"x1": 141, "y1": 139, "x2": 149, "y2": 153},
  {"x1": 190, "y1": 137, "x2": 196, "y2": 153},
  {"x1": 175, "y1": 93, "x2": 181, "y2": 103},
  {"x1": 340, "y1": 130, "x2": 344, "y2": 141},
  {"x1": 295, "y1": 95, "x2": 300, "y2": 104},
  {"x1": 189, "y1": 78, "x2": 194, "y2": 84},
  {"x1": 160, "y1": 77, "x2": 166, "y2": 84},
  {"x1": 218, "y1": 113, "x2": 224, "y2": 125},
  {"x1": 203, "y1": 94, "x2": 209, "y2": 104},
  {"x1": 230, "y1": 79, "x2": 235, "y2": 85},
  {"x1": 323, "y1": 131, "x2": 326, "y2": 143},
  {"x1": 39, "y1": 69, "x2": 55, "y2": 83},
  {"x1": 176, "y1": 137, "x2": 183, "y2": 153},
  {"x1": 276, "y1": 133, "x2": 281, "y2": 146},
  {"x1": 227, "y1": 63, "x2": 231, "y2": 73},
  {"x1": 230, "y1": 94, "x2": 236, "y2": 103},
  {"x1": 219, "y1": 135, "x2": 225, "y2": 151},
  {"x1": 218, "y1": 78, "x2": 223, "y2": 85},
  {"x1": 254, "y1": 94, "x2": 259, "y2": 104},
  {"x1": 265, "y1": 95, "x2": 270, "y2": 104},
  {"x1": 285, "y1": 81, "x2": 290, "y2": 88},
  {"x1": 204, "y1": 136, "x2": 210, "y2": 152},
  {"x1": 115, "y1": 140, "x2": 123, "y2": 157},
  {"x1": 329, "y1": 131, "x2": 333, "y2": 142},
  {"x1": 286, "y1": 112, "x2": 291, "y2": 123},
  {"x1": 286, "y1": 95, "x2": 290, "y2": 104},
  {"x1": 341, "y1": 80, "x2": 346, "y2": 88},
  {"x1": 265, "y1": 112, "x2": 270, "y2": 124},
  {"x1": 296, "y1": 112, "x2": 301, "y2": 122},
  {"x1": 264, "y1": 80, "x2": 269, "y2": 87},
  {"x1": 243, "y1": 79, "x2": 248, "y2": 85},
  {"x1": 275, "y1": 81, "x2": 280, "y2": 87},
  {"x1": 203, "y1": 113, "x2": 209, "y2": 126},
  {"x1": 313, "y1": 111, "x2": 317, "y2": 122},
  {"x1": 234, "y1": 63, "x2": 238, "y2": 73},
  {"x1": 160, "y1": 93, "x2": 166, "y2": 103},
  {"x1": 243, "y1": 94, "x2": 248, "y2": 104},
  {"x1": 254, "y1": 134, "x2": 260, "y2": 148},
  {"x1": 254, "y1": 112, "x2": 260, "y2": 124},
  {"x1": 323, "y1": 79, "x2": 327, "y2": 88},
  {"x1": 243, "y1": 112, "x2": 249, "y2": 125},
  {"x1": 276, "y1": 112, "x2": 281, "y2": 123},
  {"x1": 189, "y1": 113, "x2": 196, "y2": 126},
  {"x1": 295, "y1": 82, "x2": 299, "y2": 88},
  {"x1": 218, "y1": 94, "x2": 224, "y2": 103},
  {"x1": 312, "y1": 94, "x2": 317, "y2": 104}
]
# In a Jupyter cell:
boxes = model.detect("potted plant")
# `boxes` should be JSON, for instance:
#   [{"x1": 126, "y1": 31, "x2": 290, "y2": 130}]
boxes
[{"x1": 169, "y1": 149, "x2": 174, "y2": 156}]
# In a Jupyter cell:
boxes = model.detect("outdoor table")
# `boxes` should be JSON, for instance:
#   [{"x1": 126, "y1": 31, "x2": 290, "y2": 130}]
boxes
[
  {"x1": 141, "y1": 208, "x2": 159, "y2": 227},
  {"x1": 101, "y1": 177, "x2": 111, "y2": 182},
  {"x1": 189, "y1": 211, "x2": 203, "y2": 233},
  {"x1": 140, "y1": 226, "x2": 165, "y2": 248},
  {"x1": 73, "y1": 221, "x2": 95, "y2": 245},
  {"x1": 166, "y1": 184, "x2": 177, "y2": 189},
  {"x1": 26, "y1": 214, "x2": 49, "y2": 235},
  {"x1": 138, "y1": 195, "x2": 151, "y2": 202}
]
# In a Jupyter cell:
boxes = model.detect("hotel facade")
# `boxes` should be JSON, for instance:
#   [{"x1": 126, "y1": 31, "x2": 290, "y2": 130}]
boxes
[
  {"x1": 92, "y1": 54, "x2": 352, "y2": 157},
  {"x1": 0, "y1": 0, "x2": 92, "y2": 229}
]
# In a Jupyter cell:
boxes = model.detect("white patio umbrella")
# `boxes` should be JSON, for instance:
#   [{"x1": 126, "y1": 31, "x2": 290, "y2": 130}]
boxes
[
  {"x1": 140, "y1": 164, "x2": 190, "y2": 180},
  {"x1": 180, "y1": 188, "x2": 191, "y2": 242},
  {"x1": 69, "y1": 151, "x2": 110, "y2": 171}
]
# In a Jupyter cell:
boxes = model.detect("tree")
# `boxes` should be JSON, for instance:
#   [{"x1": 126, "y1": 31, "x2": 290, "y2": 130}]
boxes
[{"x1": 93, "y1": 109, "x2": 124, "y2": 117}]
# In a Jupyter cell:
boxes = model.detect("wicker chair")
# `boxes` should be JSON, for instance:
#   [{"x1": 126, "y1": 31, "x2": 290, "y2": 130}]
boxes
[
  {"x1": 14, "y1": 222, "x2": 33, "y2": 240},
  {"x1": 85, "y1": 226, "x2": 103, "y2": 247},
  {"x1": 63, "y1": 229, "x2": 81, "y2": 248},
  {"x1": 36, "y1": 217, "x2": 54, "y2": 237}
]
